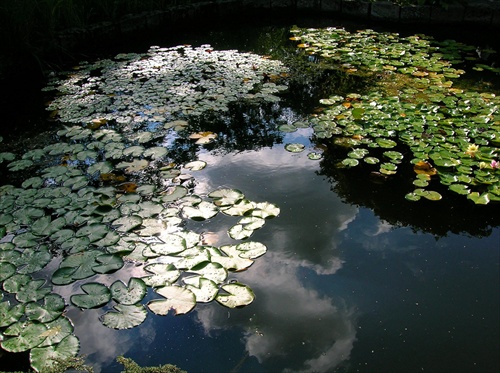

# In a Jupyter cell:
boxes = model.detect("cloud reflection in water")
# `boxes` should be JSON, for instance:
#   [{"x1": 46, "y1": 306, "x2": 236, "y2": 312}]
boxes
[{"x1": 192, "y1": 146, "x2": 359, "y2": 371}]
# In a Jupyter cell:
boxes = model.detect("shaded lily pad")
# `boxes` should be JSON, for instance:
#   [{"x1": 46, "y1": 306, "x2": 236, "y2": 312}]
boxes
[
  {"x1": 1, "y1": 321, "x2": 48, "y2": 352},
  {"x1": 30, "y1": 334, "x2": 80, "y2": 373},
  {"x1": 70, "y1": 282, "x2": 111, "y2": 309},
  {"x1": 25, "y1": 294, "x2": 66, "y2": 323}
]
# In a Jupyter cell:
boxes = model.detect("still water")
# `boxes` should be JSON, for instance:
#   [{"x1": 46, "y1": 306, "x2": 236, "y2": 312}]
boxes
[
  {"x1": 1, "y1": 13, "x2": 499, "y2": 373},
  {"x1": 67, "y1": 129, "x2": 499, "y2": 373}
]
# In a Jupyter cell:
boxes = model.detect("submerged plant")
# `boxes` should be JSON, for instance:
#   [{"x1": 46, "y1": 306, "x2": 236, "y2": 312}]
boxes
[{"x1": 290, "y1": 27, "x2": 500, "y2": 204}]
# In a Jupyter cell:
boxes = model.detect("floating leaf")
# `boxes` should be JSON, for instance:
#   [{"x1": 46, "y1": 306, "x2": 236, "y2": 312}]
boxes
[
  {"x1": 184, "y1": 160, "x2": 207, "y2": 171},
  {"x1": 183, "y1": 276, "x2": 218, "y2": 303},
  {"x1": 251, "y1": 202, "x2": 280, "y2": 219},
  {"x1": 215, "y1": 283, "x2": 255, "y2": 308},
  {"x1": 147, "y1": 286, "x2": 196, "y2": 315},
  {"x1": 182, "y1": 201, "x2": 218, "y2": 221},
  {"x1": 110, "y1": 278, "x2": 147, "y2": 305},
  {"x1": 285, "y1": 143, "x2": 305, "y2": 153},
  {"x1": 0, "y1": 262, "x2": 16, "y2": 282},
  {"x1": 142, "y1": 263, "x2": 181, "y2": 288},
  {"x1": 30, "y1": 334, "x2": 80, "y2": 373},
  {"x1": 189, "y1": 131, "x2": 217, "y2": 144},
  {"x1": 1, "y1": 321, "x2": 48, "y2": 352},
  {"x1": 112, "y1": 215, "x2": 143, "y2": 233},
  {"x1": 0, "y1": 301, "x2": 25, "y2": 328},
  {"x1": 16, "y1": 279, "x2": 52, "y2": 303},
  {"x1": 101, "y1": 304, "x2": 147, "y2": 330},
  {"x1": 25, "y1": 294, "x2": 66, "y2": 323},
  {"x1": 116, "y1": 159, "x2": 149, "y2": 173},
  {"x1": 209, "y1": 188, "x2": 245, "y2": 207},
  {"x1": 71, "y1": 282, "x2": 111, "y2": 309}
]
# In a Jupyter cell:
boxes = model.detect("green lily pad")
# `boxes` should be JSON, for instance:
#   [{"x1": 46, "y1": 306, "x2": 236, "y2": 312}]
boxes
[
  {"x1": 75, "y1": 223, "x2": 109, "y2": 242},
  {"x1": 251, "y1": 202, "x2": 280, "y2": 219},
  {"x1": 147, "y1": 286, "x2": 196, "y2": 315},
  {"x1": 30, "y1": 334, "x2": 80, "y2": 373},
  {"x1": 0, "y1": 301, "x2": 25, "y2": 327},
  {"x1": 307, "y1": 152, "x2": 323, "y2": 160},
  {"x1": 31, "y1": 216, "x2": 67, "y2": 237},
  {"x1": 25, "y1": 294, "x2": 66, "y2": 323},
  {"x1": 37, "y1": 315, "x2": 74, "y2": 348},
  {"x1": 71, "y1": 282, "x2": 111, "y2": 309},
  {"x1": 92, "y1": 253, "x2": 124, "y2": 274},
  {"x1": 0, "y1": 262, "x2": 16, "y2": 282},
  {"x1": 1, "y1": 321, "x2": 48, "y2": 352},
  {"x1": 101, "y1": 304, "x2": 148, "y2": 330},
  {"x1": 341, "y1": 158, "x2": 359, "y2": 167},
  {"x1": 111, "y1": 215, "x2": 143, "y2": 233},
  {"x1": 235, "y1": 241, "x2": 267, "y2": 259},
  {"x1": 16, "y1": 279, "x2": 52, "y2": 303},
  {"x1": 215, "y1": 282, "x2": 255, "y2": 308},
  {"x1": 3, "y1": 274, "x2": 32, "y2": 293},
  {"x1": 52, "y1": 250, "x2": 102, "y2": 285},
  {"x1": 110, "y1": 278, "x2": 147, "y2": 305}
]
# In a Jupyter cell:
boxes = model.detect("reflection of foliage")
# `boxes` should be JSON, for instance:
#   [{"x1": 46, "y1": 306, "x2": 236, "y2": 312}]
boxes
[
  {"x1": 291, "y1": 27, "x2": 500, "y2": 205},
  {"x1": 317, "y1": 147, "x2": 499, "y2": 237},
  {"x1": 117, "y1": 356, "x2": 186, "y2": 373}
]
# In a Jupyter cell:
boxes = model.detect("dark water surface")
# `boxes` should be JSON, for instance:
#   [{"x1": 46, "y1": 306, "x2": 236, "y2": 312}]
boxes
[{"x1": 1, "y1": 12, "x2": 499, "y2": 373}]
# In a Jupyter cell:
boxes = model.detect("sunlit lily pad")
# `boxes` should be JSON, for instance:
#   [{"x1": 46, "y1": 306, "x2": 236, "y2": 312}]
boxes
[
  {"x1": 182, "y1": 201, "x2": 218, "y2": 221},
  {"x1": 110, "y1": 278, "x2": 147, "y2": 305},
  {"x1": 188, "y1": 261, "x2": 227, "y2": 283},
  {"x1": 142, "y1": 263, "x2": 181, "y2": 288},
  {"x1": 183, "y1": 276, "x2": 218, "y2": 303},
  {"x1": 147, "y1": 286, "x2": 196, "y2": 315},
  {"x1": 229, "y1": 216, "x2": 266, "y2": 240},
  {"x1": 101, "y1": 304, "x2": 148, "y2": 330},
  {"x1": 215, "y1": 282, "x2": 255, "y2": 308},
  {"x1": 285, "y1": 143, "x2": 305, "y2": 153}
]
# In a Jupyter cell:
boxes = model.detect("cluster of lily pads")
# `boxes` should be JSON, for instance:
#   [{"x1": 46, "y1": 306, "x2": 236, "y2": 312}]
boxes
[
  {"x1": 43, "y1": 44, "x2": 288, "y2": 123},
  {"x1": 0, "y1": 44, "x2": 284, "y2": 372},
  {"x1": 290, "y1": 27, "x2": 500, "y2": 204}
]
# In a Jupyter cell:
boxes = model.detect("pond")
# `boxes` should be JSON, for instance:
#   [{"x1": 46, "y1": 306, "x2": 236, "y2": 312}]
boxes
[{"x1": 0, "y1": 12, "x2": 499, "y2": 373}]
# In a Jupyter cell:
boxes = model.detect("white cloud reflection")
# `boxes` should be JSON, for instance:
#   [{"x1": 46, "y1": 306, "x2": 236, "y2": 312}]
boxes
[{"x1": 190, "y1": 147, "x2": 359, "y2": 372}]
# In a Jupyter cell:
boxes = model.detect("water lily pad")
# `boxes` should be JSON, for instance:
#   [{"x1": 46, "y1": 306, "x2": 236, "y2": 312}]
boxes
[
  {"x1": 189, "y1": 131, "x2": 217, "y2": 144},
  {"x1": 251, "y1": 202, "x2": 280, "y2": 219},
  {"x1": 160, "y1": 186, "x2": 188, "y2": 203},
  {"x1": 0, "y1": 262, "x2": 16, "y2": 282},
  {"x1": 1, "y1": 321, "x2": 48, "y2": 352},
  {"x1": 52, "y1": 250, "x2": 102, "y2": 284},
  {"x1": 101, "y1": 304, "x2": 147, "y2": 330},
  {"x1": 17, "y1": 246, "x2": 51, "y2": 274},
  {"x1": 25, "y1": 294, "x2": 66, "y2": 323},
  {"x1": 92, "y1": 253, "x2": 124, "y2": 274},
  {"x1": 30, "y1": 334, "x2": 80, "y2": 373},
  {"x1": 0, "y1": 301, "x2": 25, "y2": 327},
  {"x1": 235, "y1": 241, "x2": 267, "y2": 259},
  {"x1": 188, "y1": 261, "x2": 227, "y2": 283},
  {"x1": 182, "y1": 201, "x2": 218, "y2": 221},
  {"x1": 71, "y1": 282, "x2": 111, "y2": 309},
  {"x1": 116, "y1": 159, "x2": 149, "y2": 173},
  {"x1": 307, "y1": 152, "x2": 323, "y2": 160},
  {"x1": 229, "y1": 216, "x2": 266, "y2": 240},
  {"x1": 75, "y1": 223, "x2": 109, "y2": 242},
  {"x1": 110, "y1": 278, "x2": 147, "y2": 305},
  {"x1": 147, "y1": 286, "x2": 196, "y2": 315},
  {"x1": 184, "y1": 160, "x2": 207, "y2": 171},
  {"x1": 142, "y1": 263, "x2": 181, "y2": 288},
  {"x1": 209, "y1": 188, "x2": 245, "y2": 207},
  {"x1": 285, "y1": 143, "x2": 305, "y2": 153},
  {"x1": 31, "y1": 216, "x2": 67, "y2": 237},
  {"x1": 143, "y1": 146, "x2": 168, "y2": 159},
  {"x1": 183, "y1": 276, "x2": 218, "y2": 303},
  {"x1": 215, "y1": 283, "x2": 255, "y2": 308},
  {"x1": 37, "y1": 315, "x2": 74, "y2": 348},
  {"x1": 16, "y1": 279, "x2": 52, "y2": 303},
  {"x1": 341, "y1": 158, "x2": 359, "y2": 167},
  {"x1": 112, "y1": 215, "x2": 143, "y2": 233}
]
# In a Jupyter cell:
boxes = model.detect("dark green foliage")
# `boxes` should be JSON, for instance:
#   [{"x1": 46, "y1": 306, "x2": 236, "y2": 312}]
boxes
[{"x1": 117, "y1": 356, "x2": 187, "y2": 373}]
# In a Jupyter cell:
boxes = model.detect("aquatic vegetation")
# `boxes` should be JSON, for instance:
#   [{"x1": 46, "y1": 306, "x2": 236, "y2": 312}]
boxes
[
  {"x1": 0, "y1": 45, "x2": 284, "y2": 371},
  {"x1": 290, "y1": 27, "x2": 500, "y2": 204}
]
